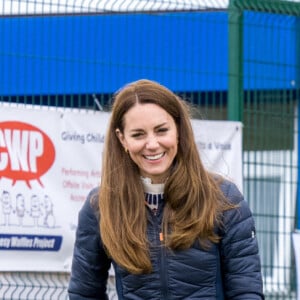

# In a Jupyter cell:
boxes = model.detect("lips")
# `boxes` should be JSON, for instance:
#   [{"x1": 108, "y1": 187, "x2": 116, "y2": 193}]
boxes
[{"x1": 143, "y1": 152, "x2": 165, "y2": 160}]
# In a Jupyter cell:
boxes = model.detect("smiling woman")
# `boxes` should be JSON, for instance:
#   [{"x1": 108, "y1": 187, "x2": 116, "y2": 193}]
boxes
[
  {"x1": 115, "y1": 103, "x2": 178, "y2": 184},
  {"x1": 68, "y1": 79, "x2": 264, "y2": 300}
]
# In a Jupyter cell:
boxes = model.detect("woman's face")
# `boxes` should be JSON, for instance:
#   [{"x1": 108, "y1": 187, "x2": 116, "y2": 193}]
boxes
[{"x1": 117, "y1": 103, "x2": 178, "y2": 184}]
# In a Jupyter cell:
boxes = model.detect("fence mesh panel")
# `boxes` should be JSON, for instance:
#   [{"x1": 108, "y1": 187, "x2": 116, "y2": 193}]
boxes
[{"x1": 230, "y1": 1, "x2": 299, "y2": 299}]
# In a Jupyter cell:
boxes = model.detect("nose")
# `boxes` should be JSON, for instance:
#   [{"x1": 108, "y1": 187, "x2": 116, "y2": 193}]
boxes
[{"x1": 145, "y1": 135, "x2": 159, "y2": 149}]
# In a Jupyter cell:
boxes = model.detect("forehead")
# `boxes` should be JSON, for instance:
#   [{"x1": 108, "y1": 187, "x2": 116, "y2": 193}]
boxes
[{"x1": 123, "y1": 103, "x2": 174, "y2": 129}]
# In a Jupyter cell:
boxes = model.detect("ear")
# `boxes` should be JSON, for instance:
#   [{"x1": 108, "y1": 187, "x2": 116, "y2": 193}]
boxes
[{"x1": 115, "y1": 128, "x2": 126, "y2": 148}]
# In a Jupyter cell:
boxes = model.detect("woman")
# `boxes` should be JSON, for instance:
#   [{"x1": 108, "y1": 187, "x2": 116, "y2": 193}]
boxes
[{"x1": 68, "y1": 79, "x2": 264, "y2": 299}]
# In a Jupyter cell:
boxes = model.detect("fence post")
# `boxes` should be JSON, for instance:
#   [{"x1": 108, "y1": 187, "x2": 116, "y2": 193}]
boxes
[{"x1": 228, "y1": 0, "x2": 243, "y2": 121}]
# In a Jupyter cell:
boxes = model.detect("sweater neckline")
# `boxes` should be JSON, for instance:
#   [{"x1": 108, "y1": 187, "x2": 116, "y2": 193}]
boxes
[{"x1": 141, "y1": 176, "x2": 165, "y2": 194}]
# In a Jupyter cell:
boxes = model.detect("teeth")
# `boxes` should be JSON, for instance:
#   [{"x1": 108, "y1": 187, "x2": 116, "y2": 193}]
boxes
[{"x1": 144, "y1": 153, "x2": 164, "y2": 160}]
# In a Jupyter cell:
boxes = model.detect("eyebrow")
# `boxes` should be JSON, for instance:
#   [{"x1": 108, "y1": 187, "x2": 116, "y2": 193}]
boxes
[{"x1": 129, "y1": 122, "x2": 168, "y2": 133}]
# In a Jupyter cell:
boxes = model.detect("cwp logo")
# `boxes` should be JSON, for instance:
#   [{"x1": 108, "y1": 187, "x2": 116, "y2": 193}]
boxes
[{"x1": 0, "y1": 121, "x2": 56, "y2": 188}]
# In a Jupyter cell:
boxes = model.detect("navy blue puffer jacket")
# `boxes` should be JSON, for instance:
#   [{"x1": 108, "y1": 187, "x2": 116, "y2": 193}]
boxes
[{"x1": 68, "y1": 180, "x2": 264, "y2": 299}]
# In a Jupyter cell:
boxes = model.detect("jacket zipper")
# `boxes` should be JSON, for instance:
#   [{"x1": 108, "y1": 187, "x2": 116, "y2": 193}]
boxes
[
  {"x1": 148, "y1": 198, "x2": 169, "y2": 299},
  {"x1": 158, "y1": 228, "x2": 169, "y2": 299}
]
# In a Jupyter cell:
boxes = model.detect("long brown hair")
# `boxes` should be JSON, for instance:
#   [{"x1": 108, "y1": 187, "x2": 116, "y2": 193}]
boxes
[{"x1": 99, "y1": 79, "x2": 233, "y2": 274}]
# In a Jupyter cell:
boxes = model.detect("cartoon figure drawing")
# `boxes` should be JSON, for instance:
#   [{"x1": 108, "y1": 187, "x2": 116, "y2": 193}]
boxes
[
  {"x1": 1, "y1": 190, "x2": 13, "y2": 226},
  {"x1": 15, "y1": 193, "x2": 26, "y2": 226},
  {"x1": 43, "y1": 195, "x2": 55, "y2": 228},
  {"x1": 30, "y1": 194, "x2": 42, "y2": 227}
]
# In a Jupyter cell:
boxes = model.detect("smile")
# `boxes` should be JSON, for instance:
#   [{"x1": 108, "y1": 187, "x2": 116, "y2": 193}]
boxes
[{"x1": 143, "y1": 153, "x2": 165, "y2": 160}]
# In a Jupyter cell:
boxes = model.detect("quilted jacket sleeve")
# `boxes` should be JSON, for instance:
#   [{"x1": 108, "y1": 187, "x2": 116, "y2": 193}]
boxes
[
  {"x1": 220, "y1": 181, "x2": 264, "y2": 299},
  {"x1": 68, "y1": 188, "x2": 111, "y2": 300}
]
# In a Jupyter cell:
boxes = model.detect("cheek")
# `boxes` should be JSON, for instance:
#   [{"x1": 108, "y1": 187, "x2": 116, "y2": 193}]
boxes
[
  {"x1": 126, "y1": 140, "x2": 144, "y2": 153},
  {"x1": 164, "y1": 136, "x2": 179, "y2": 149},
  {"x1": 171, "y1": 143, "x2": 178, "y2": 157}
]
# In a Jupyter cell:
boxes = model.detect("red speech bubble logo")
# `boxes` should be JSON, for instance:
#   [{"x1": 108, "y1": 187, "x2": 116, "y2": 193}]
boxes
[{"x1": 0, "y1": 121, "x2": 56, "y2": 188}]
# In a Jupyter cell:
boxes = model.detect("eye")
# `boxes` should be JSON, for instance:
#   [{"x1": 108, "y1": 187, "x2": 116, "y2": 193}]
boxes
[
  {"x1": 131, "y1": 132, "x2": 144, "y2": 138},
  {"x1": 157, "y1": 127, "x2": 168, "y2": 134}
]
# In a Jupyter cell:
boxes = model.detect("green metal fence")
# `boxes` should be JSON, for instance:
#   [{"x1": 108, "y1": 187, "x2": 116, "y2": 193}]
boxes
[
  {"x1": 230, "y1": 1, "x2": 299, "y2": 299},
  {"x1": 0, "y1": 0, "x2": 299, "y2": 299}
]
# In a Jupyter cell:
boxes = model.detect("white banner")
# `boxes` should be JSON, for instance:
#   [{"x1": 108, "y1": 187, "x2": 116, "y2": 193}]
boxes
[
  {"x1": 0, "y1": 104, "x2": 242, "y2": 272},
  {"x1": 192, "y1": 119, "x2": 243, "y2": 192}
]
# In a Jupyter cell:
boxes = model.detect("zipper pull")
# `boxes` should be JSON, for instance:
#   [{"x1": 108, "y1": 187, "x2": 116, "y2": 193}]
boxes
[{"x1": 159, "y1": 232, "x2": 164, "y2": 241}]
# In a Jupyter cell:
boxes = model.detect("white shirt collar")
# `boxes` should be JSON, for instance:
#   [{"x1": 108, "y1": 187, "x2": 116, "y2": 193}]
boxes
[{"x1": 140, "y1": 177, "x2": 165, "y2": 194}]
